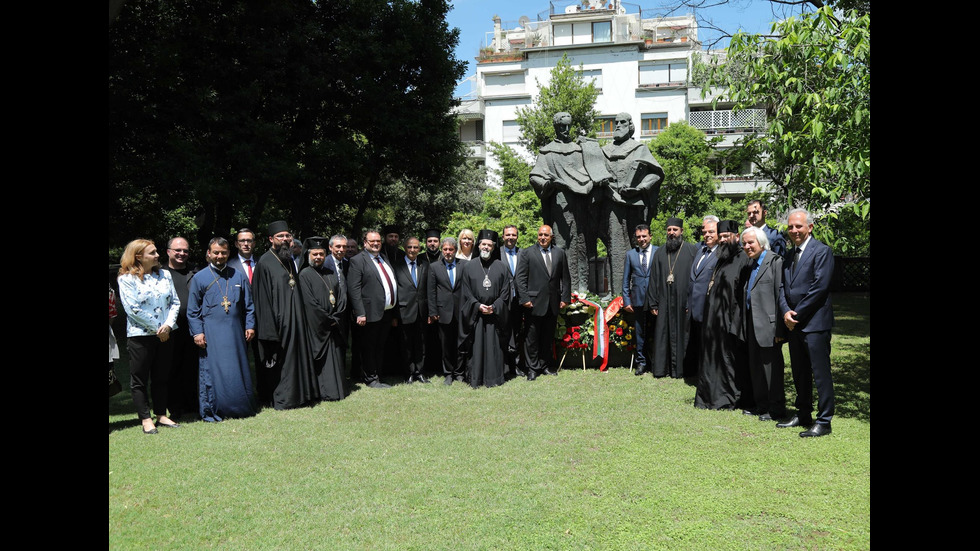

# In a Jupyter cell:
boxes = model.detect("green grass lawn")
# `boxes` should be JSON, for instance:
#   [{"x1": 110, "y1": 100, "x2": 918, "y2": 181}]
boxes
[{"x1": 109, "y1": 292, "x2": 869, "y2": 550}]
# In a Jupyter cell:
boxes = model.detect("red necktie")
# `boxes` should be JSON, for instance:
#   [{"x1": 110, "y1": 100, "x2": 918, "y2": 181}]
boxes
[{"x1": 245, "y1": 259, "x2": 253, "y2": 283}]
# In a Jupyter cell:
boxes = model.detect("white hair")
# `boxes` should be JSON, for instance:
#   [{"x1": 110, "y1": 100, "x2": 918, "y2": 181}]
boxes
[{"x1": 740, "y1": 226, "x2": 770, "y2": 251}]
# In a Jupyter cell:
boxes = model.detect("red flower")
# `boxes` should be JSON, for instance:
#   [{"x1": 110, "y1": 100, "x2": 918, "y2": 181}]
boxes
[
  {"x1": 563, "y1": 334, "x2": 571, "y2": 343},
  {"x1": 572, "y1": 332, "x2": 581, "y2": 341},
  {"x1": 616, "y1": 327, "x2": 624, "y2": 336}
]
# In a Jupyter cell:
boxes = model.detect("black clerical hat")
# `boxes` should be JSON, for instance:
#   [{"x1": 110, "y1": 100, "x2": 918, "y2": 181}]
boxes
[
  {"x1": 666, "y1": 217, "x2": 684, "y2": 228},
  {"x1": 267, "y1": 220, "x2": 290, "y2": 236},
  {"x1": 717, "y1": 220, "x2": 738, "y2": 234},
  {"x1": 424, "y1": 229, "x2": 441, "y2": 239},
  {"x1": 382, "y1": 224, "x2": 400, "y2": 236},
  {"x1": 303, "y1": 236, "x2": 328, "y2": 251},
  {"x1": 477, "y1": 229, "x2": 498, "y2": 244}
]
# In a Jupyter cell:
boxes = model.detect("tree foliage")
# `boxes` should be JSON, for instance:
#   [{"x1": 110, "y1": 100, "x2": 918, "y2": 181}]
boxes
[
  {"x1": 707, "y1": 7, "x2": 871, "y2": 236},
  {"x1": 514, "y1": 54, "x2": 601, "y2": 155},
  {"x1": 108, "y1": 0, "x2": 467, "y2": 255},
  {"x1": 648, "y1": 122, "x2": 720, "y2": 219}
]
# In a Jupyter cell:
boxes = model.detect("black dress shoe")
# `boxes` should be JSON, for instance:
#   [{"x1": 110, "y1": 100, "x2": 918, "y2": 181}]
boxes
[
  {"x1": 634, "y1": 368, "x2": 647, "y2": 376},
  {"x1": 544, "y1": 369, "x2": 557, "y2": 376},
  {"x1": 515, "y1": 369, "x2": 527, "y2": 378},
  {"x1": 367, "y1": 381, "x2": 391, "y2": 389},
  {"x1": 527, "y1": 371, "x2": 539, "y2": 381},
  {"x1": 444, "y1": 376, "x2": 453, "y2": 385},
  {"x1": 158, "y1": 422, "x2": 181, "y2": 428},
  {"x1": 758, "y1": 413, "x2": 773, "y2": 421},
  {"x1": 454, "y1": 375, "x2": 465, "y2": 383},
  {"x1": 417, "y1": 375, "x2": 431, "y2": 384},
  {"x1": 800, "y1": 424, "x2": 832, "y2": 438},
  {"x1": 742, "y1": 409, "x2": 758, "y2": 416},
  {"x1": 142, "y1": 427, "x2": 158, "y2": 435},
  {"x1": 776, "y1": 415, "x2": 812, "y2": 428}
]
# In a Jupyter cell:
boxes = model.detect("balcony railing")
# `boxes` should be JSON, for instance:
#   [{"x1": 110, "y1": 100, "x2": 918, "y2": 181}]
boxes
[{"x1": 688, "y1": 109, "x2": 766, "y2": 133}]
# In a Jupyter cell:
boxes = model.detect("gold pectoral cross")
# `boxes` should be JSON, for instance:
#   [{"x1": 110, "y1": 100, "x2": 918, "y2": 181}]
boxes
[{"x1": 221, "y1": 296, "x2": 231, "y2": 313}]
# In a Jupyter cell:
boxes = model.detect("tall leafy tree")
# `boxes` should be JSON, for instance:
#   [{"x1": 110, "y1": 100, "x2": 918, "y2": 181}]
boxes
[
  {"x1": 708, "y1": 7, "x2": 871, "y2": 234},
  {"x1": 109, "y1": 0, "x2": 467, "y2": 253},
  {"x1": 648, "y1": 122, "x2": 719, "y2": 219},
  {"x1": 514, "y1": 54, "x2": 601, "y2": 155}
]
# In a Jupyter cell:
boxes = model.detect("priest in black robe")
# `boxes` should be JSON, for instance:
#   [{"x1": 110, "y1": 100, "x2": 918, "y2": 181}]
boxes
[
  {"x1": 460, "y1": 230, "x2": 510, "y2": 388},
  {"x1": 645, "y1": 218, "x2": 698, "y2": 378},
  {"x1": 299, "y1": 237, "x2": 349, "y2": 401},
  {"x1": 252, "y1": 220, "x2": 318, "y2": 410},
  {"x1": 694, "y1": 220, "x2": 749, "y2": 410}
]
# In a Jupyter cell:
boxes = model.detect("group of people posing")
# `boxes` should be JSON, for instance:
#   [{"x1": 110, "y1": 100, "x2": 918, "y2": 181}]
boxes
[
  {"x1": 112, "y1": 220, "x2": 577, "y2": 432},
  {"x1": 113, "y1": 199, "x2": 836, "y2": 439},
  {"x1": 625, "y1": 201, "x2": 836, "y2": 438}
]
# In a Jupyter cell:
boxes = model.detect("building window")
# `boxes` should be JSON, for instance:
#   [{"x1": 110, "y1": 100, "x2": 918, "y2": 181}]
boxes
[
  {"x1": 640, "y1": 114, "x2": 668, "y2": 137},
  {"x1": 638, "y1": 61, "x2": 688, "y2": 86},
  {"x1": 592, "y1": 21, "x2": 612, "y2": 43},
  {"x1": 484, "y1": 72, "x2": 526, "y2": 96},
  {"x1": 581, "y1": 69, "x2": 602, "y2": 91},
  {"x1": 597, "y1": 116, "x2": 615, "y2": 138},
  {"x1": 502, "y1": 120, "x2": 521, "y2": 143},
  {"x1": 553, "y1": 20, "x2": 613, "y2": 46}
]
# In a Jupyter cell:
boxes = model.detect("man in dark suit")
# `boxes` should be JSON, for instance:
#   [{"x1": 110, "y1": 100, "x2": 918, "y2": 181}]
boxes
[
  {"x1": 737, "y1": 226, "x2": 787, "y2": 422},
  {"x1": 428, "y1": 237, "x2": 466, "y2": 385},
  {"x1": 622, "y1": 224, "x2": 658, "y2": 376},
  {"x1": 500, "y1": 224, "x2": 526, "y2": 378},
  {"x1": 516, "y1": 224, "x2": 571, "y2": 380},
  {"x1": 746, "y1": 200, "x2": 787, "y2": 258},
  {"x1": 324, "y1": 235, "x2": 351, "y2": 378},
  {"x1": 687, "y1": 216, "x2": 720, "y2": 377},
  {"x1": 348, "y1": 230, "x2": 398, "y2": 389},
  {"x1": 778, "y1": 209, "x2": 835, "y2": 437},
  {"x1": 393, "y1": 236, "x2": 429, "y2": 384}
]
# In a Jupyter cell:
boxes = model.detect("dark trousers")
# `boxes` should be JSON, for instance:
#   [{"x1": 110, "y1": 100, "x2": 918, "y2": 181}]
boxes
[
  {"x1": 745, "y1": 320, "x2": 785, "y2": 418},
  {"x1": 632, "y1": 307, "x2": 655, "y2": 370},
  {"x1": 505, "y1": 299, "x2": 527, "y2": 375},
  {"x1": 524, "y1": 313, "x2": 557, "y2": 374},
  {"x1": 398, "y1": 320, "x2": 425, "y2": 377},
  {"x1": 423, "y1": 322, "x2": 442, "y2": 376},
  {"x1": 438, "y1": 318, "x2": 463, "y2": 378},
  {"x1": 127, "y1": 335, "x2": 174, "y2": 420},
  {"x1": 167, "y1": 325, "x2": 199, "y2": 418},
  {"x1": 360, "y1": 309, "x2": 395, "y2": 384},
  {"x1": 787, "y1": 328, "x2": 834, "y2": 425}
]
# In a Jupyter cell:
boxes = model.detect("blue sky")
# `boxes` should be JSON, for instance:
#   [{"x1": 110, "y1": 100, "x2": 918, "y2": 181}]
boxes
[{"x1": 446, "y1": 0, "x2": 804, "y2": 96}]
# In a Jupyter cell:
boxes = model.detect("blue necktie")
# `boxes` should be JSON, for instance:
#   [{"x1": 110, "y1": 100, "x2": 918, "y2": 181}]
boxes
[
  {"x1": 447, "y1": 263, "x2": 455, "y2": 287},
  {"x1": 410, "y1": 260, "x2": 417, "y2": 287}
]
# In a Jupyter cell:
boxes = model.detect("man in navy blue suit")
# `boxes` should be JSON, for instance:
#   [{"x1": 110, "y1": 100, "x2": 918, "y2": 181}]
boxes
[
  {"x1": 687, "y1": 216, "x2": 720, "y2": 377},
  {"x1": 746, "y1": 200, "x2": 787, "y2": 258},
  {"x1": 778, "y1": 208, "x2": 835, "y2": 437},
  {"x1": 622, "y1": 224, "x2": 658, "y2": 376}
]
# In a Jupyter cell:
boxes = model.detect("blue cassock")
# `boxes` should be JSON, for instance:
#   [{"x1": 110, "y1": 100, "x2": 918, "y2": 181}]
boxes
[{"x1": 187, "y1": 264, "x2": 257, "y2": 421}]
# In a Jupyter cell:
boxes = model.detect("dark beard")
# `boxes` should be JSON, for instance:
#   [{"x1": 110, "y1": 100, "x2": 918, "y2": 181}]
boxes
[
  {"x1": 664, "y1": 234, "x2": 682, "y2": 253},
  {"x1": 275, "y1": 244, "x2": 293, "y2": 263},
  {"x1": 715, "y1": 241, "x2": 741, "y2": 263}
]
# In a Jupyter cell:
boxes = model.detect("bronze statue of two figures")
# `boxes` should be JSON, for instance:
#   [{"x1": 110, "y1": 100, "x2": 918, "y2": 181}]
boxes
[{"x1": 529, "y1": 112, "x2": 664, "y2": 297}]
